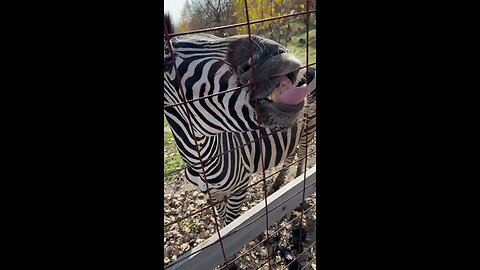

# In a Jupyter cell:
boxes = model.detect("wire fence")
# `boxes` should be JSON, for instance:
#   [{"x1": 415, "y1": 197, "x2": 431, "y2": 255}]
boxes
[{"x1": 164, "y1": 0, "x2": 316, "y2": 269}]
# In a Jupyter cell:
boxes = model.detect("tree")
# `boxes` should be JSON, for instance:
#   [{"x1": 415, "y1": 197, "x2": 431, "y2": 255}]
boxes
[
  {"x1": 231, "y1": 0, "x2": 294, "y2": 43},
  {"x1": 178, "y1": 0, "x2": 315, "y2": 41},
  {"x1": 179, "y1": 0, "x2": 238, "y2": 37}
]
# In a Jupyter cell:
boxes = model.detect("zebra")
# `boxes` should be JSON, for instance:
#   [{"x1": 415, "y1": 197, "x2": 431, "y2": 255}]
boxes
[{"x1": 163, "y1": 16, "x2": 316, "y2": 226}]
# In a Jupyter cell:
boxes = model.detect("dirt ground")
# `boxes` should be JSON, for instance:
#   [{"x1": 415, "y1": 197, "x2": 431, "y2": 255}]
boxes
[{"x1": 164, "y1": 137, "x2": 317, "y2": 270}]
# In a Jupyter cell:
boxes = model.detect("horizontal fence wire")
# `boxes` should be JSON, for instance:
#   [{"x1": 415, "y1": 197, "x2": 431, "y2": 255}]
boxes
[
  {"x1": 300, "y1": 257, "x2": 317, "y2": 270},
  {"x1": 165, "y1": 182, "x2": 316, "y2": 269},
  {"x1": 284, "y1": 241, "x2": 317, "y2": 270},
  {"x1": 164, "y1": 13, "x2": 229, "y2": 265},
  {"x1": 164, "y1": 10, "x2": 316, "y2": 38},
  {"x1": 166, "y1": 164, "x2": 317, "y2": 259},
  {"x1": 298, "y1": 0, "x2": 312, "y2": 260},
  {"x1": 163, "y1": 63, "x2": 316, "y2": 109},
  {"x1": 165, "y1": 196, "x2": 316, "y2": 269},
  {"x1": 164, "y1": 150, "x2": 316, "y2": 228},
  {"x1": 241, "y1": 0, "x2": 272, "y2": 266},
  {"x1": 218, "y1": 203, "x2": 316, "y2": 270},
  {"x1": 164, "y1": 1, "x2": 316, "y2": 268},
  {"x1": 164, "y1": 112, "x2": 317, "y2": 172},
  {"x1": 255, "y1": 258, "x2": 270, "y2": 270},
  {"x1": 164, "y1": 140, "x2": 316, "y2": 191}
]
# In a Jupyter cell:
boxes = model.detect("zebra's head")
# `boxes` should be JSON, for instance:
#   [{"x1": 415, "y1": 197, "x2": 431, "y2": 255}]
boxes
[
  {"x1": 225, "y1": 36, "x2": 314, "y2": 129},
  {"x1": 164, "y1": 15, "x2": 315, "y2": 134}
]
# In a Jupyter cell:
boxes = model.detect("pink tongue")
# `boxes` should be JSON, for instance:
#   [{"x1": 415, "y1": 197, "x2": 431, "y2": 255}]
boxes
[{"x1": 275, "y1": 76, "x2": 309, "y2": 105}]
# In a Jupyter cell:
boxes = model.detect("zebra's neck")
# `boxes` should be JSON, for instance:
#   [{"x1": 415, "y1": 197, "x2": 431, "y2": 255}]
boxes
[
  {"x1": 164, "y1": 38, "x2": 260, "y2": 135},
  {"x1": 164, "y1": 86, "x2": 257, "y2": 136}
]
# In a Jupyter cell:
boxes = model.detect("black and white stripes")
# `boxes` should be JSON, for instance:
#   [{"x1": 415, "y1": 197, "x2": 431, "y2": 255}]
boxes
[{"x1": 164, "y1": 31, "x2": 316, "y2": 225}]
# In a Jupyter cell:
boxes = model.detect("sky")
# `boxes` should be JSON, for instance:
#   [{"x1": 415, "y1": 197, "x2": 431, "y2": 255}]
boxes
[{"x1": 164, "y1": 0, "x2": 187, "y2": 26}]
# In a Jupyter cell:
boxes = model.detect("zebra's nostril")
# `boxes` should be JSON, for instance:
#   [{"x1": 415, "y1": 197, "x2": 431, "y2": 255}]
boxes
[
  {"x1": 240, "y1": 64, "x2": 250, "y2": 74},
  {"x1": 279, "y1": 81, "x2": 289, "y2": 88}
]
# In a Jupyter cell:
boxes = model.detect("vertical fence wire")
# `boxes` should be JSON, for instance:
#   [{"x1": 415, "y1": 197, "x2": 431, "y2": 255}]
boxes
[
  {"x1": 297, "y1": 0, "x2": 312, "y2": 262},
  {"x1": 164, "y1": 21, "x2": 228, "y2": 266},
  {"x1": 242, "y1": 0, "x2": 272, "y2": 268}
]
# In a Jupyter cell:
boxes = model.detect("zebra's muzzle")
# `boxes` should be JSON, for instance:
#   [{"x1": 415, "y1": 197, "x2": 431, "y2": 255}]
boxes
[
  {"x1": 253, "y1": 67, "x2": 315, "y2": 129},
  {"x1": 265, "y1": 76, "x2": 309, "y2": 105}
]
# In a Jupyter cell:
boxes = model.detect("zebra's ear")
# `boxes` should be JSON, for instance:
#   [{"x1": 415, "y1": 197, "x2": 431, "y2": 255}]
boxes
[
  {"x1": 164, "y1": 13, "x2": 174, "y2": 34},
  {"x1": 164, "y1": 13, "x2": 174, "y2": 72}
]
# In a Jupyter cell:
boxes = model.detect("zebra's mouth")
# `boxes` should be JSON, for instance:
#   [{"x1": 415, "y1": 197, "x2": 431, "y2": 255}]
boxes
[
  {"x1": 226, "y1": 35, "x2": 310, "y2": 129},
  {"x1": 250, "y1": 72, "x2": 306, "y2": 107},
  {"x1": 262, "y1": 74, "x2": 309, "y2": 106},
  {"x1": 243, "y1": 51, "x2": 309, "y2": 106},
  {"x1": 252, "y1": 66, "x2": 316, "y2": 129}
]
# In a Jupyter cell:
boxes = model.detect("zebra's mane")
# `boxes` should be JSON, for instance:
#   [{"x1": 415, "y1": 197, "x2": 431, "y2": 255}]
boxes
[{"x1": 164, "y1": 13, "x2": 174, "y2": 34}]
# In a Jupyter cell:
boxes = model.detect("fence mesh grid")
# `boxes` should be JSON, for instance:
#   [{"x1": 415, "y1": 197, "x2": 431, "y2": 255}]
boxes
[{"x1": 164, "y1": 0, "x2": 316, "y2": 269}]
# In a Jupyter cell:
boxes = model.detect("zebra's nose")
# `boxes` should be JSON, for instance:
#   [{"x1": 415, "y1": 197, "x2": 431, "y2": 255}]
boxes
[{"x1": 279, "y1": 80, "x2": 290, "y2": 89}]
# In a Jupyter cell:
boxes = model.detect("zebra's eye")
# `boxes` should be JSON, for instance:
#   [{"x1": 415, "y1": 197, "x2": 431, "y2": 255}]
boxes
[
  {"x1": 164, "y1": 48, "x2": 170, "y2": 55},
  {"x1": 240, "y1": 64, "x2": 250, "y2": 74}
]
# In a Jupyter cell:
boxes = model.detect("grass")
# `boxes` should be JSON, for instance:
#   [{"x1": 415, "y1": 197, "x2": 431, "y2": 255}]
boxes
[
  {"x1": 284, "y1": 25, "x2": 317, "y2": 69},
  {"x1": 181, "y1": 218, "x2": 195, "y2": 230},
  {"x1": 164, "y1": 115, "x2": 169, "y2": 127},
  {"x1": 164, "y1": 119, "x2": 185, "y2": 181}
]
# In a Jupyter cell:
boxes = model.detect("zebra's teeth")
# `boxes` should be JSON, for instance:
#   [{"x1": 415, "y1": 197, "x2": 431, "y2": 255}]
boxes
[{"x1": 266, "y1": 89, "x2": 281, "y2": 102}]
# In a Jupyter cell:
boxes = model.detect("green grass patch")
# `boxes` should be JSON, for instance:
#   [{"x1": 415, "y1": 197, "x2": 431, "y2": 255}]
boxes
[
  {"x1": 164, "y1": 130, "x2": 176, "y2": 148},
  {"x1": 181, "y1": 218, "x2": 195, "y2": 230},
  {"x1": 277, "y1": 19, "x2": 316, "y2": 69},
  {"x1": 164, "y1": 115, "x2": 169, "y2": 127},
  {"x1": 284, "y1": 28, "x2": 316, "y2": 70},
  {"x1": 164, "y1": 128, "x2": 185, "y2": 181}
]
